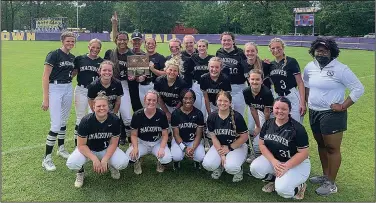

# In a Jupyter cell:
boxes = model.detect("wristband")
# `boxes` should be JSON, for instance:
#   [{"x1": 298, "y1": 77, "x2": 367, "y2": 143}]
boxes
[
  {"x1": 228, "y1": 144, "x2": 234, "y2": 151},
  {"x1": 179, "y1": 142, "x2": 186, "y2": 151}
]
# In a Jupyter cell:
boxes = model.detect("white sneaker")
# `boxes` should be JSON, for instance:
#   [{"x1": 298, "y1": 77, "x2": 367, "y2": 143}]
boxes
[
  {"x1": 134, "y1": 160, "x2": 142, "y2": 175},
  {"x1": 74, "y1": 172, "x2": 84, "y2": 188},
  {"x1": 42, "y1": 154, "x2": 56, "y2": 171},
  {"x1": 232, "y1": 168, "x2": 243, "y2": 182},
  {"x1": 109, "y1": 166, "x2": 120, "y2": 179},
  {"x1": 57, "y1": 145, "x2": 70, "y2": 159},
  {"x1": 294, "y1": 183, "x2": 307, "y2": 200},
  {"x1": 246, "y1": 153, "x2": 256, "y2": 164},
  {"x1": 262, "y1": 182, "x2": 275, "y2": 193},
  {"x1": 211, "y1": 166, "x2": 224, "y2": 179}
]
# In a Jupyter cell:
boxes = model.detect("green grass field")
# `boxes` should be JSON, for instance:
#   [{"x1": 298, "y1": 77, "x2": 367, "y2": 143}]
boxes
[{"x1": 1, "y1": 41, "x2": 375, "y2": 202}]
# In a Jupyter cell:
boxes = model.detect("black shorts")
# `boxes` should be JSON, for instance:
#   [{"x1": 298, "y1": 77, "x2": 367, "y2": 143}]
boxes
[{"x1": 309, "y1": 109, "x2": 347, "y2": 135}]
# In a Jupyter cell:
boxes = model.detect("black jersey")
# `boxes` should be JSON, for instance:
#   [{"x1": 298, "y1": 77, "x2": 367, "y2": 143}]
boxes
[
  {"x1": 184, "y1": 54, "x2": 213, "y2": 85},
  {"x1": 200, "y1": 73, "x2": 232, "y2": 106},
  {"x1": 245, "y1": 61, "x2": 273, "y2": 89},
  {"x1": 207, "y1": 110, "x2": 248, "y2": 145},
  {"x1": 87, "y1": 78, "x2": 124, "y2": 112},
  {"x1": 141, "y1": 52, "x2": 166, "y2": 85},
  {"x1": 166, "y1": 50, "x2": 197, "y2": 87},
  {"x1": 260, "y1": 118, "x2": 309, "y2": 163},
  {"x1": 74, "y1": 54, "x2": 104, "y2": 87},
  {"x1": 131, "y1": 108, "x2": 169, "y2": 142},
  {"x1": 154, "y1": 75, "x2": 188, "y2": 107},
  {"x1": 243, "y1": 85, "x2": 274, "y2": 112},
  {"x1": 78, "y1": 113, "x2": 120, "y2": 152},
  {"x1": 267, "y1": 56, "x2": 300, "y2": 96},
  {"x1": 44, "y1": 49, "x2": 75, "y2": 82},
  {"x1": 104, "y1": 48, "x2": 134, "y2": 80},
  {"x1": 216, "y1": 46, "x2": 248, "y2": 85},
  {"x1": 171, "y1": 107, "x2": 205, "y2": 142}
]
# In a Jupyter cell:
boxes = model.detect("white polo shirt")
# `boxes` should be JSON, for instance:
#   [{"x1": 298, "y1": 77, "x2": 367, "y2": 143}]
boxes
[{"x1": 303, "y1": 59, "x2": 364, "y2": 111}]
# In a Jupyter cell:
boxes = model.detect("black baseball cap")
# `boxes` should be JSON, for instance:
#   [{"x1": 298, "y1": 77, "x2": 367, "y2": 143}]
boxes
[{"x1": 131, "y1": 31, "x2": 143, "y2": 40}]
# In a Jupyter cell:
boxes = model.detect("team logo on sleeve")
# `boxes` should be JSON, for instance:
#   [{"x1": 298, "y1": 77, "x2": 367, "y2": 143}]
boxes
[{"x1": 327, "y1": 70, "x2": 334, "y2": 77}]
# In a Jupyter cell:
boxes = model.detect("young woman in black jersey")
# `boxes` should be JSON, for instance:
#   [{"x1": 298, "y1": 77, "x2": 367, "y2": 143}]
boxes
[
  {"x1": 125, "y1": 90, "x2": 172, "y2": 174},
  {"x1": 202, "y1": 91, "x2": 248, "y2": 182},
  {"x1": 87, "y1": 61, "x2": 123, "y2": 114},
  {"x1": 66, "y1": 93, "x2": 129, "y2": 188},
  {"x1": 200, "y1": 57, "x2": 232, "y2": 115},
  {"x1": 154, "y1": 56, "x2": 188, "y2": 121},
  {"x1": 171, "y1": 89, "x2": 205, "y2": 170},
  {"x1": 184, "y1": 39, "x2": 213, "y2": 119},
  {"x1": 266, "y1": 38, "x2": 306, "y2": 124},
  {"x1": 138, "y1": 37, "x2": 166, "y2": 105},
  {"x1": 250, "y1": 97, "x2": 310, "y2": 200},
  {"x1": 41, "y1": 31, "x2": 76, "y2": 171},
  {"x1": 243, "y1": 69, "x2": 275, "y2": 163},
  {"x1": 215, "y1": 32, "x2": 249, "y2": 117},
  {"x1": 72, "y1": 38, "x2": 104, "y2": 146}
]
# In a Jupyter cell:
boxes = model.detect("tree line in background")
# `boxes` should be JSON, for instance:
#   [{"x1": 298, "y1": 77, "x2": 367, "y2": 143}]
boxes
[{"x1": 1, "y1": 1, "x2": 374, "y2": 37}]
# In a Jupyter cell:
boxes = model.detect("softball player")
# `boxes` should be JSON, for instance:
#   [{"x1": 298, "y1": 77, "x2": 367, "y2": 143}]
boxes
[
  {"x1": 184, "y1": 39, "x2": 213, "y2": 119},
  {"x1": 243, "y1": 69, "x2": 274, "y2": 163},
  {"x1": 153, "y1": 57, "x2": 188, "y2": 121},
  {"x1": 66, "y1": 93, "x2": 129, "y2": 188},
  {"x1": 41, "y1": 31, "x2": 76, "y2": 171},
  {"x1": 216, "y1": 32, "x2": 249, "y2": 117},
  {"x1": 202, "y1": 91, "x2": 248, "y2": 182},
  {"x1": 87, "y1": 61, "x2": 123, "y2": 114},
  {"x1": 104, "y1": 31, "x2": 134, "y2": 144},
  {"x1": 266, "y1": 38, "x2": 306, "y2": 124},
  {"x1": 72, "y1": 39, "x2": 104, "y2": 146},
  {"x1": 125, "y1": 90, "x2": 172, "y2": 174},
  {"x1": 200, "y1": 57, "x2": 232, "y2": 115},
  {"x1": 303, "y1": 37, "x2": 364, "y2": 196},
  {"x1": 171, "y1": 89, "x2": 205, "y2": 170},
  {"x1": 138, "y1": 37, "x2": 166, "y2": 106},
  {"x1": 250, "y1": 97, "x2": 310, "y2": 200}
]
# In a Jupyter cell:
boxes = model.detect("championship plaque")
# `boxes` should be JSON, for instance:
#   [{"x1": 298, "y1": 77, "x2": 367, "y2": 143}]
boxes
[{"x1": 127, "y1": 55, "x2": 150, "y2": 77}]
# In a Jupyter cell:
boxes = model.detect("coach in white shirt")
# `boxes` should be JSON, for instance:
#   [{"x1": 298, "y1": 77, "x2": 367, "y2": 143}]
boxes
[{"x1": 303, "y1": 37, "x2": 364, "y2": 197}]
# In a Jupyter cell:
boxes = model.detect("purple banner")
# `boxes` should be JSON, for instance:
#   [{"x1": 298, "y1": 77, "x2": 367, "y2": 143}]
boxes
[{"x1": 1, "y1": 32, "x2": 374, "y2": 51}]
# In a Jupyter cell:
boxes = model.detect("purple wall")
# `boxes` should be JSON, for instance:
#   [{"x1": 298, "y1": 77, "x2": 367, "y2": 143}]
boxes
[{"x1": 2, "y1": 32, "x2": 374, "y2": 51}]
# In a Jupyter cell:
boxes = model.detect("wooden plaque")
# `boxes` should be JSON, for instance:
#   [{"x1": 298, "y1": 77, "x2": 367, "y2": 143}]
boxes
[{"x1": 127, "y1": 55, "x2": 150, "y2": 77}]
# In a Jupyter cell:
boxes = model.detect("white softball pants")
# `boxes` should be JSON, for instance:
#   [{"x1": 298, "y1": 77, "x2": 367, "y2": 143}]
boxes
[
  {"x1": 125, "y1": 138, "x2": 172, "y2": 164},
  {"x1": 139, "y1": 82, "x2": 154, "y2": 107},
  {"x1": 250, "y1": 155, "x2": 311, "y2": 198},
  {"x1": 284, "y1": 87, "x2": 303, "y2": 124},
  {"x1": 171, "y1": 138, "x2": 205, "y2": 162},
  {"x1": 202, "y1": 143, "x2": 247, "y2": 175},
  {"x1": 66, "y1": 147, "x2": 129, "y2": 171},
  {"x1": 246, "y1": 109, "x2": 266, "y2": 155},
  {"x1": 192, "y1": 81, "x2": 207, "y2": 119},
  {"x1": 119, "y1": 80, "x2": 132, "y2": 126},
  {"x1": 74, "y1": 85, "x2": 92, "y2": 126},
  {"x1": 49, "y1": 83, "x2": 73, "y2": 132},
  {"x1": 231, "y1": 84, "x2": 246, "y2": 117}
]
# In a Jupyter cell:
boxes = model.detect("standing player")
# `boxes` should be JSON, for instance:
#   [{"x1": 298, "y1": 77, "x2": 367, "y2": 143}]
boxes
[
  {"x1": 153, "y1": 57, "x2": 188, "y2": 121},
  {"x1": 125, "y1": 90, "x2": 172, "y2": 174},
  {"x1": 171, "y1": 89, "x2": 205, "y2": 170},
  {"x1": 66, "y1": 93, "x2": 129, "y2": 188},
  {"x1": 216, "y1": 32, "x2": 249, "y2": 117},
  {"x1": 200, "y1": 57, "x2": 232, "y2": 114},
  {"x1": 138, "y1": 37, "x2": 166, "y2": 105},
  {"x1": 249, "y1": 97, "x2": 310, "y2": 200},
  {"x1": 41, "y1": 31, "x2": 76, "y2": 171},
  {"x1": 72, "y1": 38, "x2": 104, "y2": 146},
  {"x1": 87, "y1": 61, "x2": 123, "y2": 114},
  {"x1": 202, "y1": 91, "x2": 248, "y2": 182},
  {"x1": 243, "y1": 69, "x2": 274, "y2": 163},
  {"x1": 266, "y1": 38, "x2": 306, "y2": 123},
  {"x1": 184, "y1": 39, "x2": 213, "y2": 118},
  {"x1": 303, "y1": 37, "x2": 364, "y2": 196}
]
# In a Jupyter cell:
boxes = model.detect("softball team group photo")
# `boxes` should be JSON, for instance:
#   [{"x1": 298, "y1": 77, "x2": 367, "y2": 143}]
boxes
[{"x1": 40, "y1": 13, "x2": 365, "y2": 201}]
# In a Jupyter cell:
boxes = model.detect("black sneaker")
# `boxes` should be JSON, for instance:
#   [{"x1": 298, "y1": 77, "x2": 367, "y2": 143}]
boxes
[
  {"x1": 119, "y1": 138, "x2": 126, "y2": 146},
  {"x1": 173, "y1": 162, "x2": 181, "y2": 171},
  {"x1": 193, "y1": 161, "x2": 201, "y2": 169}
]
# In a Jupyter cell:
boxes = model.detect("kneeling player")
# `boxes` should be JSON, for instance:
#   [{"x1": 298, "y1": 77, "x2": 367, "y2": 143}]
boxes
[
  {"x1": 66, "y1": 93, "x2": 129, "y2": 188},
  {"x1": 125, "y1": 90, "x2": 172, "y2": 174},
  {"x1": 249, "y1": 97, "x2": 310, "y2": 200},
  {"x1": 171, "y1": 89, "x2": 205, "y2": 170}
]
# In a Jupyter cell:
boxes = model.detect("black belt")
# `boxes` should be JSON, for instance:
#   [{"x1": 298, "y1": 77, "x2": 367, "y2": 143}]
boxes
[
  {"x1": 49, "y1": 80, "x2": 71, "y2": 84},
  {"x1": 77, "y1": 83, "x2": 88, "y2": 88},
  {"x1": 140, "y1": 82, "x2": 152, "y2": 86},
  {"x1": 277, "y1": 89, "x2": 291, "y2": 96}
]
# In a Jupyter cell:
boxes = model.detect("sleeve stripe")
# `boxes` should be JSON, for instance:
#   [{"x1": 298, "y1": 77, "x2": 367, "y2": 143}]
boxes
[
  {"x1": 112, "y1": 134, "x2": 120, "y2": 137},
  {"x1": 44, "y1": 62, "x2": 54, "y2": 67},
  {"x1": 237, "y1": 130, "x2": 249, "y2": 134},
  {"x1": 297, "y1": 145, "x2": 309, "y2": 149},
  {"x1": 77, "y1": 134, "x2": 87, "y2": 138}
]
